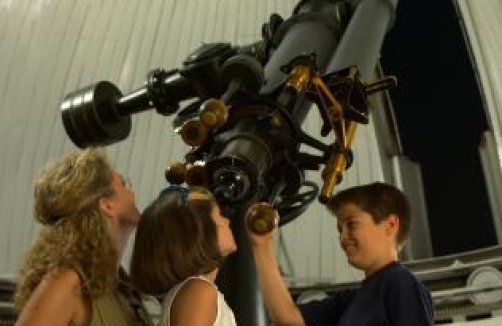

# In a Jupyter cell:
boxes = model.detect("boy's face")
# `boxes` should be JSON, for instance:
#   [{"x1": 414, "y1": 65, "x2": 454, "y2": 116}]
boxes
[{"x1": 335, "y1": 202, "x2": 398, "y2": 276}]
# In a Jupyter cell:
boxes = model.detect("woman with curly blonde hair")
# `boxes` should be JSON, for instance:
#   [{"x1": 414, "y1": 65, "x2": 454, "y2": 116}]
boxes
[{"x1": 14, "y1": 147, "x2": 152, "y2": 326}]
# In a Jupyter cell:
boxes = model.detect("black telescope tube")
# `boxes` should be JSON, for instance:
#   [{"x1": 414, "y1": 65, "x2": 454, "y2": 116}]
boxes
[
  {"x1": 116, "y1": 87, "x2": 151, "y2": 116},
  {"x1": 216, "y1": 2, "x2": 347, "y2": 326}
]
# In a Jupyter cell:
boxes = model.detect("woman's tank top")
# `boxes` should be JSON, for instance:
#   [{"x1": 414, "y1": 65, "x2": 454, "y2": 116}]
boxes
[{"x1": 74, "y1": 267, "x2": 152, "y2": 326}]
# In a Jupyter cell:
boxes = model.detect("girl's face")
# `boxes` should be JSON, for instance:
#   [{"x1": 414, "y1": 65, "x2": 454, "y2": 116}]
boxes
[
  {"x1": 211, "y1": 204, "x2": 237, "y2": 257},
  {"x1": 189, "y1": 190, "x2": 237, "y2": 257}
]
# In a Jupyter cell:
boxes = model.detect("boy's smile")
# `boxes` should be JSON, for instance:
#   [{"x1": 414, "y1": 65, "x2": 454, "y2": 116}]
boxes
[{"x1": 336, "y1": 203, "x2": 399, "y2": 276}]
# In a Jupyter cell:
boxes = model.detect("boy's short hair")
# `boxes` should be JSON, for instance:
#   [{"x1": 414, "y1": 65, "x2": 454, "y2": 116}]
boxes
[{"x1": 327, "y1": 182, "x2": 411, "y2": 246}]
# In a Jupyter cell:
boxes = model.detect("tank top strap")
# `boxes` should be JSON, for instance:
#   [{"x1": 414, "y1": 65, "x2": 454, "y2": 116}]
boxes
[
  {"x1": 192, "y1": 277, "x2": 236, "y2": 326},
  {"x1": 115, "y1": 267, "x2": 154, "y2": 326},
  {"x1": 179, "y1": 276, "x2": 236, "y2": 326},
  {"x1": 186, "y1": 275, "x2": 218, "y2": 289},
  {"x1": 159, "y1": 275, "x2": 219, "y2": 326},
  {"x1": 70, "y1": 265, "x2": 90, "y2": 294}
]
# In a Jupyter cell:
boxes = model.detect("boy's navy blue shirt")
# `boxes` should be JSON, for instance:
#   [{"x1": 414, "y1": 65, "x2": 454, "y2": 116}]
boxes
[{"x1": 299, "y1": 262, "x2": 434, "y2": 325}]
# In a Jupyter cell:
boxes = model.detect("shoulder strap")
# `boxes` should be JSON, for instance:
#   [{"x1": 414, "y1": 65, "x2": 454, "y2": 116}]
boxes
[
  {"x1": 116, "y1": 267, "x2": 154, "y2": 326},
  {"x1": 69, "y1": 265, "x2": 91, "y2": 296},
  {"x1": 160, "y1": 276, "x2": 218, "y2": 326},
  {"x1": 186, "y1": 275, "x2": 218, "y2": 289}
]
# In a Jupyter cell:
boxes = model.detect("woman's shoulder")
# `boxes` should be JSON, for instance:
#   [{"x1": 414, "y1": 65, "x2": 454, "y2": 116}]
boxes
[
  {"x1": 15, "y1": 268, "x2": 91, "y2": 326},
  {"x1": 44, "y1": 268, "x2": 85, "y2": 293}
]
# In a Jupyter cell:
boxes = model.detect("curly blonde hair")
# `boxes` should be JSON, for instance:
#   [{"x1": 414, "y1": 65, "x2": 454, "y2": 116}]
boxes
[{"x1": 14, "y1": 147, "x2": 119, "y2": 310}]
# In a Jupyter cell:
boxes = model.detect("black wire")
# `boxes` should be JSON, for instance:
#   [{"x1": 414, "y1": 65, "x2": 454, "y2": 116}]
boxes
[{"x1": 277, "y1": 180, "x2": 319, "y2": 227}]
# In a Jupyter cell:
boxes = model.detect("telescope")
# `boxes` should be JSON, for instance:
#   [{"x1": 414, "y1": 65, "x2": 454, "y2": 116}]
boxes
[{"x1": 60, "y1": 0, "x2": 398, "y2": 325}]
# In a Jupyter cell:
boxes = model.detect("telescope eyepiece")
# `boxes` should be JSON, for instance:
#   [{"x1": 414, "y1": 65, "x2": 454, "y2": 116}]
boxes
[{"x1": 61, "y1": 81, "x2": 131, "y2": 148}]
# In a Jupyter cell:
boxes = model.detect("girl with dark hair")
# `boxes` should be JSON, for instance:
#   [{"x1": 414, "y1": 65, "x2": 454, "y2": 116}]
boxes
[{"x1": 130, "y1": 186, "x2": 237, "y2": 326}]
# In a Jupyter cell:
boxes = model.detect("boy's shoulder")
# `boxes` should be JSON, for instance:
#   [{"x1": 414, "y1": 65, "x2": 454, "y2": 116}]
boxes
[
  {"x1": 378, "y1": 262, "x2": 430, "y2": 294},
  {"x1": 369, "y1": 262, "x2": 421, "y2": 286}
]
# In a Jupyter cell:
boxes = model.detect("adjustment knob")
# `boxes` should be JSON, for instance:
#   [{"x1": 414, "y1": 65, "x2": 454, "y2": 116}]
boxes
[
  {"x1": 186, "y1": 164, "x2": 209, "y2": 187},
  {"x1": 180, "y1": 120, "x2": 208, "y2": 146},
  {"x1": 200, "y1": 98, "x2": 229, "y2": 129},
  {"x1": 246, "y1": 203, "x2": 277, "y2": 235},
  {"x1": 165, "y1": 162, "x2": 187, "y2": 185}
]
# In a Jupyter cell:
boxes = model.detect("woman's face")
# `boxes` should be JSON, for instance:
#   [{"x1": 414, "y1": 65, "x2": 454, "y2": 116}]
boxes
[{"x1": 102, "y1": 170, "x2": 140, "y2": 228}]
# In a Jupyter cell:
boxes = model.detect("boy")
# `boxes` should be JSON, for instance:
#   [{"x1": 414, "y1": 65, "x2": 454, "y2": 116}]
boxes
[{"x1": 246, "y1": 182, "x2": 434, "y2": 325}]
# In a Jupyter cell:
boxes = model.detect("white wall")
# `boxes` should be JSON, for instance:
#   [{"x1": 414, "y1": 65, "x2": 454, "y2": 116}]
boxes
[
  {"x1": 0, "y1": 0, "x2": 393, "y2": 285},
  {"x1": 455, "y1": 0, "x2": 502, "y2": 246}
]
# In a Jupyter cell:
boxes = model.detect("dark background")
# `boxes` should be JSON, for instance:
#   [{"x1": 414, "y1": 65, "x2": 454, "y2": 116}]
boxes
[{"x1": 380, "y1": 0, "x2": 497, "y2": 256}]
